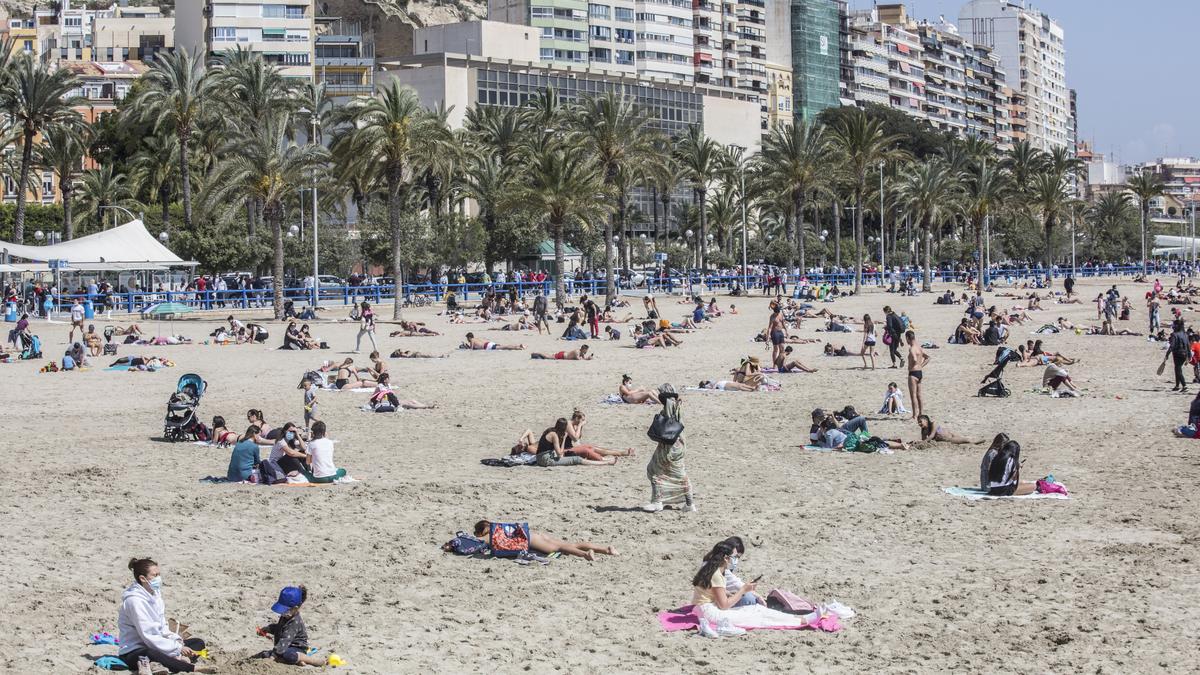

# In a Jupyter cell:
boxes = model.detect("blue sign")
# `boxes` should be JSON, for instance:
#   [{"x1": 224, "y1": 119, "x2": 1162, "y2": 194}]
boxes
[
  {"x1": 654, "y1": 252, "x2": 667, "y2": 263},
  {"x1": 48, "y1": 259, "x2": 67, "y2": 270}
]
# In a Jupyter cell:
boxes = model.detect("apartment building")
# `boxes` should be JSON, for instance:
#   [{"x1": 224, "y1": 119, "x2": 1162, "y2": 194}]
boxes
[
  {"x1": 959, "y1": 0, "x2": 1070, "y2": 151},
  {"x1": 314, "y1": 14, "x2": 375, "y2": 98},
  {"x1": 767, "y1": 0, "x2": 841, "y2": 123},
  {"x1": 848, "y1": 7, "x2": 925, "y2": 122},
  {"x1": 962, "y1": 39, "x2": 1011, "y2": 150},
  {"x1": 176, "y1": 0, "x2": 316, "y2": 79},
  {"x1": 915, "y1": 18, "x2": 967, "y2": 137}
]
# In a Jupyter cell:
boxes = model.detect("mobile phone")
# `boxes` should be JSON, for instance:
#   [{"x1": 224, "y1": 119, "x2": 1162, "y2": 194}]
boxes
[{"x1": 751, "y1": 574, "x2": 763, "y2": 583}]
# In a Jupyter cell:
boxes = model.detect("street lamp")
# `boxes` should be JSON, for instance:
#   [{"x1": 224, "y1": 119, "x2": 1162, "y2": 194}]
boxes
[
  {"x1": 298, "y1": 106, "x2": 321, "y2": 308},
  {"x1": 731, "y1": 143, "x2": 749, "y2": 290},
  {"x1": 158, "y1": 231, "x2": 169, "y2": 243},
  {"x1": 879, "y1": 160, "x2": 886, "y2": 279},
  {"x1": 34, "y1": 230, "x2": 43, "y2": 241}
]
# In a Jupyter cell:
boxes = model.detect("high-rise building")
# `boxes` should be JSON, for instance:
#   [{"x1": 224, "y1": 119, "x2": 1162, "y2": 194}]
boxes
[
  {"x1": 958, "y1": 0, "x2": 1069, "y2": 151},
  {"x1": 962, "y1": 39, "x2": 1011, "y2": 151},
  {"x1": 847, "y1": 7, "x2": 925, "y2": 122},
  {"x1": 770, "y1": 0, "x2": 841, "y2": 122},
  {"x1": 176, "y1": 0, "x2": 316, "y2": 80}
]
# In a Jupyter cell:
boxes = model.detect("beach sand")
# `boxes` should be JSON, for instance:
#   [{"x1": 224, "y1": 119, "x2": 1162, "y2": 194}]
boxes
[{"x1": 1, "y1": 278, "x2": 1198, "y2": 673}]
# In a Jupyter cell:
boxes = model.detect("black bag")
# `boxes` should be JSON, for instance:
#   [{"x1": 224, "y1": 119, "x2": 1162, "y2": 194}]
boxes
[
  {"x1": 647, "y1": 413, "x2": 684, "y2": 444},
  {"x1": 258, "y1": 459, "x2": 286, "y2": 485},
  {"x1": 978, "y1": 379, "x2": 1010, "y2": 398}
]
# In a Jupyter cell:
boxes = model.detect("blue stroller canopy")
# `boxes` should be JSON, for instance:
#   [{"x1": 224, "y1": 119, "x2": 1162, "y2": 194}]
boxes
[{"x1": 176, "y1": 373, "x2": 206, "y2": 398}]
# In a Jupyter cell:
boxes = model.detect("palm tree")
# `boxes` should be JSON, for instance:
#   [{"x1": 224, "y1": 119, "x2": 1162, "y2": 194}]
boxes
[
  {"x1": 0, "y1": 55, "x2": 79, "y2": 243},
  {"x1": 1126, "y1": 171, "x2": 1166, "y2": 273},
  {"x1": 77, "y1": 165, "x2": 132, "y2": 233},
  {"x1": 205, "y1": 115, "x2": 327, "y2": 318},
  {"x1": 129, "y1": 49, "x2": 214, "y2": 231},
  {"x1": 329, "y1": 80, "x2": 445, "y2": 318},
  {"x1": 830, "y1": 109, "x2": 903, "y2": 293},
  {"x1": 1028, "y1": 171, "x2": 1072, "y2": 274},
  {"x1": 757, "y1": 120, "x2": 832, "y2": 271},
  {"x1": 1002, "y1": 139, "x2": 1045, "y2": 195},
  {"x1": 674, "y1": 125, "x2": 724, "y2": 270},
  {"x1": 575, "y1": 93, "x2": 656, "y2": 305},
  {"x1": 129, "y1": 131, "x2": 180, "y2": 230},
  {"x1": 706, "y1": 183, "x2": 739, "y2": 256},
  {"x1": 897, "y1": 159, "x2": 961, "y2": 291},
  {"x1": 645, "y1": 146, "x2": 682, "y2": 249},
  {"x1": 959, "y1": 149, "x2": 1009, "y2": 294},
  {"x1": 1087, "y1": 192, "x2": 1136, "y2": 259},
  {"x1": 504, "y1": 140, "x2": 614, "y2": 307},
  {"x1": 36, "y1": 122, "x2": 87, "y2": 240}
]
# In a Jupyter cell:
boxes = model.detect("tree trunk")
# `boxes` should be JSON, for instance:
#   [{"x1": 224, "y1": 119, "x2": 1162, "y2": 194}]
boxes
[
  {"x1": 179, "y1": 130, "x2": 193, "y2": 230},
  {"x1": 854, "y1": 189, "x2": 864, "y2": 294},
  {"x1": 651, "y1": 186, "x2": 661, "y2": 252},
  {"x1": 922, "y1": 219, "x2": 933, "y2": 292},
  {"x1": 160, "y1": 185, "x2": 170, "y2": 232},
  {"x1": 1044, "y1": 216, "x2": 1055, "y2": 286},
  {"x1": 246, "y1": 199, "x2": 256, "y2": 238},
  {"x1": 698, "y1": 186, "x2": 707, "y2": 270},
  {"x1": 833, "y1": 202, "x2": 841, "y2": 268},
  {"x1": 13, "y1": 127, "x2": 34, "y2": 243},
  {"x1": 62, "y1": 183, "x2": 74, "y2": 241},
  {"x1": 271, "y1": 205, "x2": 285, "y2": 319},
  {"x1": 388, "y1": 170, "x2": 404, "y2": 319},
  {"x1": 794, "y1": 192, "x2": 806, "y2": 273},
  {"x1": 553, "y1": 222, "x2": 566, "y2": 308},
  {"x1": 975, "y1": 215, "x2": 984, "y2": 297}
]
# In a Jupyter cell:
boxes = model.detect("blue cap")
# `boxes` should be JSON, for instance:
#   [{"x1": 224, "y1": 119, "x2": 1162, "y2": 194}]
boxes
[{"x1": 271, "y1": 586, "x2": 303, "y2": 614}]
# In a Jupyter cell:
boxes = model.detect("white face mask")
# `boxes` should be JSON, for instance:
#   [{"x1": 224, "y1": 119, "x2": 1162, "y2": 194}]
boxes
[
  {"x1": 729, "y1": 556, "x2": 740, "y2": 572},
  {"x1": 147, "y1": 575, "x2": 162, "y2": 593}
]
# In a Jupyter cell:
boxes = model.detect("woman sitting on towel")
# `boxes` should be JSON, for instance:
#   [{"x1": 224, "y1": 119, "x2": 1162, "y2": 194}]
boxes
[
  {"x1": 534, "y1": 418, "x2": 614, "y2": 467},
  {"x1": 371, "y1": 372, "x2": 436, "y2": 410},
  {"x1": 690, "y1": 541, "x2": 808, "y2": 632},
  {"x1": 269, "y1": 423, "x2": 310, "y2": 477},
  {"x1": 1042, "y1": 357, "x2": 1081, "y2": 395},
  {"x1": 227, "y1": 425, "x2": 262, "y2": 482},
  {"x1": 708, "y1": 537, "x2": 764, "y2": 607},
  {"x1": 619, "y1": 374, "x2": 660, "y2": 404},
  {"x1": 282, "y1": 321, "x2": 307, "y2": 350},
  {"x1": 980, "y1": 436, "x2": 1036, "y2": 496},
  {"x1": 246, "y1": 409, "x2": 277, "y2": 441},
  {"x1": 332, "y1": 358, "x2": 365, "y2": 390}
]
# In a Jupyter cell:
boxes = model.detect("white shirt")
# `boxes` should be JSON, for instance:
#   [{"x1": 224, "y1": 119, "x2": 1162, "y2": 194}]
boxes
[
  {"x1": 308, "y1": 437, "x2": 336, "y2": 478},
  {"x1": 70, "y1": 304, "x2": 84, "y2": 321}
]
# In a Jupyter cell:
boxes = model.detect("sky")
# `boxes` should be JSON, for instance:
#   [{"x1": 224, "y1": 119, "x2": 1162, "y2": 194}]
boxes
[{"x1": 848, "y1": 0, "x2": 1200, "y2": 163}]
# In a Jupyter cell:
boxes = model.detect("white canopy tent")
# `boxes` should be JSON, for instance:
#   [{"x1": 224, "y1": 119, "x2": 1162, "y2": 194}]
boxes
[
  {"x1": 1153, "y1": 234, "x2": 1199, "y2": 258},
  {"x1": 0, "y1": 219, "x2": 196, "y2": 268}
]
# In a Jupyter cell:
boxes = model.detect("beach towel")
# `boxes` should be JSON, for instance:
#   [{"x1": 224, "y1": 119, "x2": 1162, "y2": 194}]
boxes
[
  {"x1": 656, "y1": 606, "x2": 840, "y2": 633},
  {"x1": 600, "y1": 394, "x2": 625, "y2": 404},
  {"x1": 803, "y1": 445, "x2": 834, "y2": 452},
  {"x1": 93, "y1": 655, "x2": 128, "y2": 670},
  {"x1": 942, "y1": 486, "x2": 1070, "y2": 501}
]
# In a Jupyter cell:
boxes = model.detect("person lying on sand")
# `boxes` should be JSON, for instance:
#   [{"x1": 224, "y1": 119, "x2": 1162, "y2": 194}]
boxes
[
  {"x1": 755, "y1": 329, "x2": 818, "y2": 344},
  {"x1": 600, "y1": 309, "x2": 634, "y2": 323},
  {"x1": 114, "y1": 324, "x2": 144, "y2": 336},
  {"x1": 461, "y1": 332, "x2": 523, "y2": 350},
  {"x1": 473, "y1": 520, "x2": 618, "y2": 561},
  {"x1": 389, "y1": 321, "x2": 440, "y2": 337},
  {"x1": 488, "y1": 315, "x2": 534, "y2": 332},
  {"x1": 698, "y1": 379, "x2": 757, "y2": 391},
  {"x1": 634, "y1": 328, "x2": 682, "y2": 348},
  {"x1": 619, "y1": 374, "x2": 660, "y2": 404},
  {"x1": 390, "y1": 349, "x2": 447, "y2": 359},
  {"x1": 530, "y1": 345, "x2": 592, "y2": 360},
  {"x1": 815, "y1": 415, "x2": 909, "y2": 451},
  {"x1": 109, "y1": 355, "x2": 166, "y2": 368},
  {"x1": 823, "y1": 343, "x2": 852, "y2": 356},
  {"x1": 916, "y1": 414, "x2": 981, "y2": 445}
]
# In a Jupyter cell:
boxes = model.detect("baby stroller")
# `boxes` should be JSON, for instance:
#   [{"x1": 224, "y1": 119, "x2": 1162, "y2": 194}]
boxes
[
  {"x1": 102, "y1": 326, "x2": 118, "y2": 355},
  {"x1": 979, "y1": 347, "x2": 1017, "y2": 397},
  {"x1": 19, "y1": 333, "x2": 42, "y2": 360},
  {"x1": 163, "y1": 373, "x2": 209, "y2": 441}
]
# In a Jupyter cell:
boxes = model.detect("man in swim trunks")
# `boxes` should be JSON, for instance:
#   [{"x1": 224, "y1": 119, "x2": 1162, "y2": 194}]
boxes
[
  {"x1": 530, "y1": 345, "x2": 592, "y2": 360},
  {"x1": 905, "y1": 329, "x2": 929, "y2": 421},
  {"x1": 767, "y1": 306, "x2": 786, "y2": 368},
  {"x1": 462, "y1": 332, "x2": 524, "y2": 350}
]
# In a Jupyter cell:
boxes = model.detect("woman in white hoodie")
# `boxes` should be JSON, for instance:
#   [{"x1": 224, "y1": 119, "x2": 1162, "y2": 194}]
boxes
[{"x1": 118, "y1": 558, "x2": 211, "y2": 673}]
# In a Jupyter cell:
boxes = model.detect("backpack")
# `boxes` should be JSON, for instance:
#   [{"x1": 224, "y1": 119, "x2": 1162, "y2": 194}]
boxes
[
  {"x1": 257, "y1": 458, "x2": 287, "y2": 485},
  {"x1": 442, "y1": 531, "x2": 488, "y2": 556},
  {"x1": 487, "y1": 522, "x2": 530, "y2": 558},
  {"x1": 767, "y1": 589, "x2": 816, "y2": 615},
  {"x1": 978, "y1": 380, "x2": 1010, "y2": 397}
]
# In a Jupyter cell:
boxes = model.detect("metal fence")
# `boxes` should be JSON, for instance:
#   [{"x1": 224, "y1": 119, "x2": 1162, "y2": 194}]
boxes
[{"x1": 6, "y1": 264, "x2": 1168, "y2": 319}]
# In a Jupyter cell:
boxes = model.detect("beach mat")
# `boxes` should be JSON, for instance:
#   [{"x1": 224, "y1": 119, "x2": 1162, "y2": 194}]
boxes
[
  {"x1": 656, "y1": 606, "x2": 823, "y2": 633},
  {"x1": 803, "y1": 445, "x2": 833, "y2": 452},
  {"x1": 942, "y1": 486, "x2": 1069, "y2": 501}
]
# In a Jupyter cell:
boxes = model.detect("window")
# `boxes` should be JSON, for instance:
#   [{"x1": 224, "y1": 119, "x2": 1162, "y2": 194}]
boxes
[
  {"x1": 22, "y1": 40, "x2": 31, "y2": 52},
  {"x1": 615, "y1": 7, "x2": 634, "y2": 21},
  {"x1": 212, "y1": 27, "x2": 236, "y2": 42},
  {"x1": 615, "y1": 28, "x2": 633, "y2": 43},
  {"x1": 588, "y1": 3, "x2": 609, "y2": 19},
  {"x1": 539, "y1": 47, "x2": 555, "y2": 60},
  {"x1": 64, "y1": 17, "x2": 82, "y2": 27},
  {"x1": 41, "y1": 172, "x2": 53, "y2": 203},
  {"x1": 590, "y1": 25, "x2": 610, "y2": 41},
  {"x1": 263, "y1": 28, "x2": 286, "y2": 42}
]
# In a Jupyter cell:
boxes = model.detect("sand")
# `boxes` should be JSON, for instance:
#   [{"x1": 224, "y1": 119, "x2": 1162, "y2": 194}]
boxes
[{"x1": 1, "y1": 278, "x2": 1198, "y2": 674}]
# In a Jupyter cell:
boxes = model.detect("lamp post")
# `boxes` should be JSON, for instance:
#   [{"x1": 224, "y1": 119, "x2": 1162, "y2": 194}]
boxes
[
  {"x1": 298, "y1": 107, "x2": 321, "y2": 308},
  {"x1": 879, "y1": 160, "x2": 885, "y2": 281},
  {"x1": 731, "y1": 144, "x2": 749, "y2": 291}
]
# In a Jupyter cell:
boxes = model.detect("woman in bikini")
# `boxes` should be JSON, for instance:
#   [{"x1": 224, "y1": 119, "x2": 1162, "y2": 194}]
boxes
[
  {"x1": 371, "y1": 373, "x2": 437, "y2": 410},
  {"x1": 390, "y1": 349, "x2": 447, "y2": 359},
  {"x1": 860, "y1": 314, "x2": 877, "y2": 370},
  {"x1": 510, "y1": 429, "x2": 538, "y2": 455},
  {"x1": 332, "y1": 358, "x2": 363, "y2": 389},
  {"x1": 915, "y1": 414, "x2": 981, "y2": 446},
  {"x1": 389, "y1": 321, "x2": 440, "y2": 337},
  {"x1": 563, "y1": 410, "x2": 632, "y2": 460},
  {"x1": 210, "y1": 416, "x2": 237, "y2": 446},
  {"x1": 698, "y1": 379, "x2": 757, "y2": 391},
  {"x1": 472, "y1": 520, "x2": 618, "y2": 561},
  {"x1": 731, "y1": 356, "x2": 764, "y2": 387},
  {"x1": 619, "y1": 375, "x2": 660, "y2": 404}
]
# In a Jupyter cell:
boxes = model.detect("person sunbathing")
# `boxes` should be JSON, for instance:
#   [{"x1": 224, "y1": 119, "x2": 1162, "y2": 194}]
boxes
[
  {"x1": 510, "y1": 429, "x2": 538, "y2": 455},
  {"x1": 1082, "y1": 321, "x2": 1141, "y2": 336},
  {"x1": 698, "y1": 379, "x2": 757, "y2": 391},
  {"x1": 390, "y1": 349, "x2": 447, "y2": 359},
  {"x1": 754, "y1": 329, "x2": 818, "y2": 344},
  {"x1": 564, "y1": 410, "x2": 633, "y2": 459},
  {"x1": 371, "y1": 373, "x2": 436, "y2": 409},
  {"x1": 823, "y1": 343, "x2": 851, "y2": 356},
  {"x1": 114, "y1": 324, "x2": 144, "y2": 336},
  {"x1": 298, "y1": 325, "x2": 321, "y2": 350},
  {"x1": 916, "y1": 414, "x2": 981, "y2": 445},
  {"x1": 600, "y1": 309, "x2": 633, "y2": 323},
  {"x1": 634, "y1": 329, "x2": 681, "y2": 348},
  {"x1": 461, "y1": 332, "x2": 523, "y2": 350},
  {"x1": 85, "y1": 324, "x2": 102, "y2": 356},
  {"x1": 1027, "y1": 294, "x2": 1044, "y2": 310},
  {"x1": 776, "y1": 346, "x2": 817, "y2": 373},
  {"x1": 980, "y1": 436, "x2": 1037, "y2": 496},
  {"x1": 472, "y1": 520, "x2": 618, "y2": 561},
  {"x1": 109, "y1": 355, "x2": 165, "y2": 368},
  {"x1": 489, "y1": 315, "x2": 534, "y2": 332},
  {"x1": 332, "y1": 358, "x2": 365, "y2": 389},
  {"x1": 359, "y1": 351, "x2": 387, "y2": 384},
  {"x1": 619, "y1": 374, "x2": 660, "y2": 404},
  {"x1": 389, "y1": 321, "x2": 440, "y2": 337},
  {"x1": 531, "y1": 345, "x2": 592, "y2": 361}
]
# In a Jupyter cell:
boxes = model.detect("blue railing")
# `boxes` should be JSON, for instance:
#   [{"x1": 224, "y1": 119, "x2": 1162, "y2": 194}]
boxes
[{"x1": 7, "y1": 263, "x2": 1172, "y2": 318}]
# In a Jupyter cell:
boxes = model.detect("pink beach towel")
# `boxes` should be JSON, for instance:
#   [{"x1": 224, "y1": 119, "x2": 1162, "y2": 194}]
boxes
[{"x1": 656, "y1": 606, "x2": 841, "y2": 633}]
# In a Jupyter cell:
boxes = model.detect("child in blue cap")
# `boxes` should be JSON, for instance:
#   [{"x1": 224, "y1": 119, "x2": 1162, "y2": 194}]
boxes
[{"x1": 258, "y1": 585, "x2": 327, "y2": 666}]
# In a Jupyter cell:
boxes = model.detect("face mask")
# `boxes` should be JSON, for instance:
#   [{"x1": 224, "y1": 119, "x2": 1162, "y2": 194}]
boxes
[
  {"x1": 729, "y1": 556, "x2": 740, "y2": 572},
  {"x1": 286, "y1": 431, "x2": 295, "y2": 441},
  {"x1": 148, "y1": 576, "x2": 162, "y2": 592}
]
